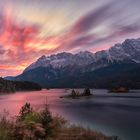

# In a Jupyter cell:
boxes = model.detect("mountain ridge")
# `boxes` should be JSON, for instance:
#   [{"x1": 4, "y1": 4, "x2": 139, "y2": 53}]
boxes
[
  {"x1": 5, "y1": 38, "x2": 140, "y2": 88},
  {"x1": 24, "y1": 38, "x2": 140, "y2": 73}
]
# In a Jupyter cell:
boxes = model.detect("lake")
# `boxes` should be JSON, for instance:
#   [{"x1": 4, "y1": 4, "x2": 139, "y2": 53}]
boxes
[{"x1": 0, "y1": 89, "x2": 140, "y2": 140}]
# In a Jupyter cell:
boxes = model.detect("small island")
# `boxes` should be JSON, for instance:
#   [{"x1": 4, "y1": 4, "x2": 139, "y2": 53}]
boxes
[
  {"x1": 0, "y1": 77, "x2": 42, "y2": 93},
  {"x1": 108, "y1": 87, "x2": 129, "y2": 93},
  {"x1": 60, "y1": 88, "x2": 92, "y2": 99}
]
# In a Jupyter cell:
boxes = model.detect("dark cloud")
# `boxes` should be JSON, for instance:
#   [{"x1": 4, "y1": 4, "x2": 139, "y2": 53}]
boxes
[
  {"x1": 69, "y1": 4, "x2": 111, "y2": 36},
  {"x1": 116, "y1": 25, "x2": 140, "y2": 36},
  {"x1": 78, "y1": 24, "x2": 140, "y2": 51},
  {"x1": 58, "y1": 0, "x2": 140, "y2": 51}
]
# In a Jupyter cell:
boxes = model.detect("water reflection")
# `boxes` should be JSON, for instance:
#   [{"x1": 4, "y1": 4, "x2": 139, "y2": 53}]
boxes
[{"x1": 0, "y1": 89, "x2": 140, "y2": 140}]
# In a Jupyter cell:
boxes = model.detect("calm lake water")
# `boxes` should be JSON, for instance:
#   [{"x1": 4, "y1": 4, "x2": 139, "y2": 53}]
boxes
[{"x1": 0, "y1": 89, "x2": 140, "y2": 140}]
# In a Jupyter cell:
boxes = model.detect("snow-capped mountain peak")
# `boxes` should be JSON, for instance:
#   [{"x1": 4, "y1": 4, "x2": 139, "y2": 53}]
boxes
[{"x1": 24, "y1": 38, "x2": 140, "y2": 73}]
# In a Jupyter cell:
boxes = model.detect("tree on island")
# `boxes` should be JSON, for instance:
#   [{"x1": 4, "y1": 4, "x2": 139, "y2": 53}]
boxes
[
  {"x1": 71, "y1": 89, "x2": 80, "y2": 97},
  {"x1": 71, "y1": 89, "x2": 76, "y2": 97},
  {"x1": 83, "y1": 88, "x2": 91, "y2": 96}
]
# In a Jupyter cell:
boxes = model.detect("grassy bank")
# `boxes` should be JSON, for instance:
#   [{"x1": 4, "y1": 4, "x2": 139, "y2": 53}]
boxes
[{"x1": 0, "y1": 103, "x2": 119, "y2": 140}]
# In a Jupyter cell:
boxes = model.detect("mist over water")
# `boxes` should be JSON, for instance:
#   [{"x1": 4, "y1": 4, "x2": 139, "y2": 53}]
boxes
[{"x1": 0, "y1": 89, "x2": 140, "y2": 140}]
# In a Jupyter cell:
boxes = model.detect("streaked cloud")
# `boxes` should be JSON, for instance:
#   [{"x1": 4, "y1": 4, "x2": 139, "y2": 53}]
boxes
[{"x1": 0, "y1": 0, "x2": 140, "y2": 76}]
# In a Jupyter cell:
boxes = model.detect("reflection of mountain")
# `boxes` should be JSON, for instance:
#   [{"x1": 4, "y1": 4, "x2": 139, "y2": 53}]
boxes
[
  {"x1": 0, "y1": 78, "x2": 41, "y2": 93},
  {"x1": 8, "y1": 38, "x2": 140, "y2": 88}
]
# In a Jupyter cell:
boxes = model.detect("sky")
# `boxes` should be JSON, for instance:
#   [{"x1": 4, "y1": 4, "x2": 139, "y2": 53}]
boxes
[{"x1": 0, "y1": 0, "x2": 140, "y2": 76}]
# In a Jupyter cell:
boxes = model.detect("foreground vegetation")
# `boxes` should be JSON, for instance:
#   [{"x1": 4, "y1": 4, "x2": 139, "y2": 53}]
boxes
[
  {"x1": 0, "y1": 77, "x2": 41, "y2": 93},
  {"x1": 0, "y1": 103, "x2": 120, "y2": 140},
  {"x1": 60, "y1": 88, "x2": 92, "y2": 99}
]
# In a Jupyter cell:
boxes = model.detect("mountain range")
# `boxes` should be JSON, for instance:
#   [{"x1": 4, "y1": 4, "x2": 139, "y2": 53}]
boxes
[{"x1": 6, "y1": 38, "x2": 140, "y2": 88}]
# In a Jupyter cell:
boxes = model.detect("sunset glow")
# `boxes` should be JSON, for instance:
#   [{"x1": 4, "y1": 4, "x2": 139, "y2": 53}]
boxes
[{"x1": 0, "y1": 0, "x2": 140, "y2": 76}]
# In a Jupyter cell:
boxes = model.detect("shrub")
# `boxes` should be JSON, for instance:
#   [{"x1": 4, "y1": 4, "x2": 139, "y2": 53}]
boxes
[
  {"x1": 83, "y1": 88, "x2": 91, "y2": 96},
  {"x1": 0, "y1": 112, "x2": 11, "y2": 140},
  {"x1": 40, "y1": 103, "x2": 53, "y2": 136},
  {"x1": 12, "y1": 103, "x2": 46, "y2": 139},
  {"x1": 18, "y1": 103, "x2": 33, "y2": 121},
  {"x1": 71, "y1": 89, "x2": 77, "y2": 97}
]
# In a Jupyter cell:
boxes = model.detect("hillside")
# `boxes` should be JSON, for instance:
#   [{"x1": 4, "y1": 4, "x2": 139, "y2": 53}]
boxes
[{"x1": 0, "y1": 78, "x2": 41, "y2": 93}]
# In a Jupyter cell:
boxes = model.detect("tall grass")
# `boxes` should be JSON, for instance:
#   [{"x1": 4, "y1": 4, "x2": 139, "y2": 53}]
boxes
[{"x1": 0, "y1": 103, "x2": 119, "y2": 140}]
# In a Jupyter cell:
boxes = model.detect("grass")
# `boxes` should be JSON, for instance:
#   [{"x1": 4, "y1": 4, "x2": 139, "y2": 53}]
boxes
[{"x1": 0, "y1": 103, "x2": 120, "y2": 140}]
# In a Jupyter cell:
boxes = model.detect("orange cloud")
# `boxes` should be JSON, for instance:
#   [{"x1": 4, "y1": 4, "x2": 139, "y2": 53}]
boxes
[
  {"x1": 1, "y1": 1, "x2": 140, "y2": 77},
  {"x1": 0, "y1": 8, "x2": 63, "y2": 76}
]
